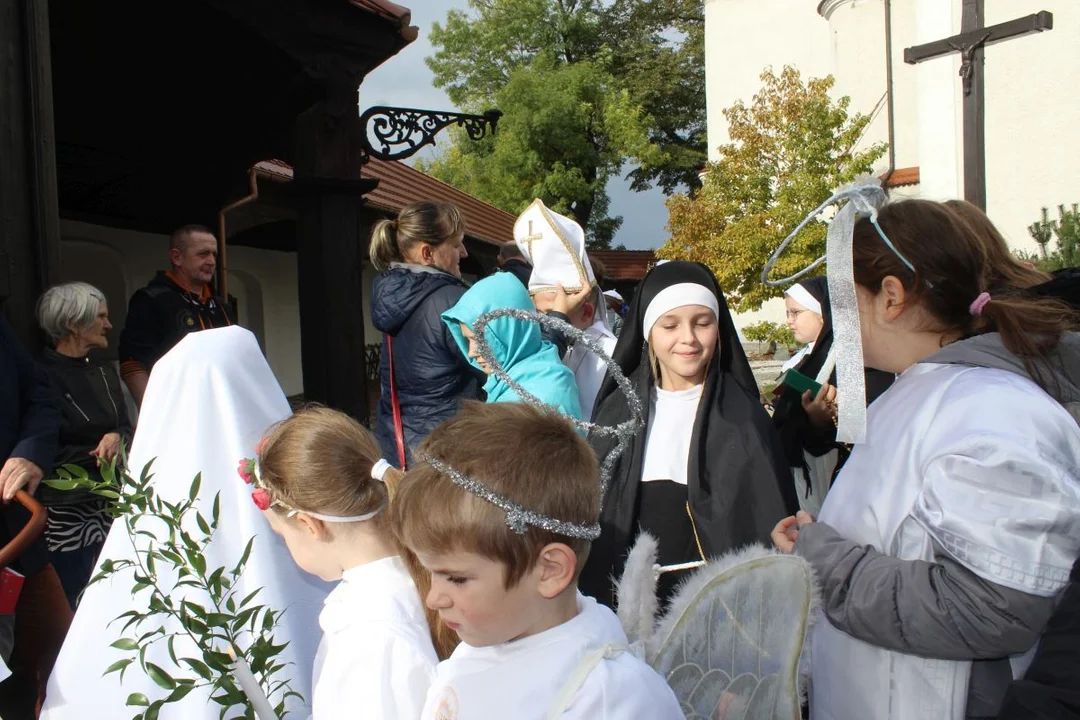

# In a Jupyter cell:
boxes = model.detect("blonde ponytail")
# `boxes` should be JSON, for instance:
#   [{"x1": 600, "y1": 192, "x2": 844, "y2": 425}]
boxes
[
  {"x1": 369, "y1": 218, "x2": 402, "y2": 272},
  {"x1": 369, "y1": 201, "x2": 466, "y2": 274}
]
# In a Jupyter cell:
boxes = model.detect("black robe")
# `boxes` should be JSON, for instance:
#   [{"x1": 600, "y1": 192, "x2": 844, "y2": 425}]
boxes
[
  {"x1": 771, "y1": 277, "x2": 894, "y2": 491},
  {"x1": 580, "y1": 261, "x2": 798, "y2": 607}
]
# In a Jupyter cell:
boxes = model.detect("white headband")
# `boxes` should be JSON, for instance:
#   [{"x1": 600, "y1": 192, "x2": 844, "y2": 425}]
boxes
[
  {"x1": 643, "y1": 283, "x2": 720, "y2": 339},
  {"x1": 784, "y1": 283, "x2": 822, "y2": 316}
]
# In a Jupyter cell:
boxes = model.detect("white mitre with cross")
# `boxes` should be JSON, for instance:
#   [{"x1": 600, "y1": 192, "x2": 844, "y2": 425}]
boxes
[{"x1": 514, "y1": 198, "x2": 596, "y2": 296}]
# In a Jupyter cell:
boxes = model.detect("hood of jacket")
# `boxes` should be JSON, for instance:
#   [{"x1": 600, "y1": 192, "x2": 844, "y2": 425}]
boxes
[
  {"x1": 441, "y1": 273, "x2": 582, "y2": 417},
  {"x1": 371, "y1": 263, "x2": 467, "y2": 335},
  {"x1": 925, "y1": 331, "x2": 1080, "y2": 422}
]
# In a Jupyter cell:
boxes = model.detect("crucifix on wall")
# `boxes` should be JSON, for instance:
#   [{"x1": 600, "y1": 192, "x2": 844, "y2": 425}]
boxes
[{"x1": 904, "y1": 2, "x2": 1053, "y2": 210}]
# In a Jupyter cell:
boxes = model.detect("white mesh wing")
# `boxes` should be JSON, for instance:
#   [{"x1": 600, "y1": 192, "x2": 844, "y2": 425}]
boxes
[{"x1": 617, "y1": 542, "x2": 818, "y2": 720}]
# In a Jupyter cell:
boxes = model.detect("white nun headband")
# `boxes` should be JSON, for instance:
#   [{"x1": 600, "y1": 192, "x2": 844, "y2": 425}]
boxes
[
  {"x1": 762, "y1": 178, "x2": 901, "y2": 444},
  {"x1": 643, "y1": 283, "x2": 720, "y2": 340},
  {"x1": 784, "y1": 283, "x2": 822, "y2": 317}
]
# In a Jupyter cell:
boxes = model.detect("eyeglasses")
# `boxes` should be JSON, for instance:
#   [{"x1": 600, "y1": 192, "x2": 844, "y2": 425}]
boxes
[{"x1": 785, "y1": 309, "x2": 806, "y2": 320}]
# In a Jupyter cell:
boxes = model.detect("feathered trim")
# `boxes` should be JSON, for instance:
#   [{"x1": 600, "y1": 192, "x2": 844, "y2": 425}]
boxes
[{"x1": 614, "y1": 531, "x2": 659, "y2": 647}]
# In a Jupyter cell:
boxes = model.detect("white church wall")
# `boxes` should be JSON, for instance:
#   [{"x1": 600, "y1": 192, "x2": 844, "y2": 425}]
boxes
[
  {"x1": 821, "y1": 0, "x2": 890, "y2": 163},
  {"x1": 703, "y1": 0, "x2": 833, "y2": 159},
  {"x1": 57, "y1": 220, "x2": 304, "y2": 396},
  {"x1": 983, "y1": 0, "x2": 1080, "y2": 252},
  {"x1": 908, "y1": 0, "x2": 966, "y2": 202}
]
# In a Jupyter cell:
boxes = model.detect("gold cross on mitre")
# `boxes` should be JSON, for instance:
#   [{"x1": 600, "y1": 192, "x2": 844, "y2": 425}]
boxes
[{"x1": 523, "y1": 219, "x2": 544, "y2": 257}]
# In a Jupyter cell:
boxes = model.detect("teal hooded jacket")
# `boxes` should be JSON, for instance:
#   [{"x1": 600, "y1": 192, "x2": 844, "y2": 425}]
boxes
[{"x1": 442, "y1": 273, "x2": 584, "y2": 421}]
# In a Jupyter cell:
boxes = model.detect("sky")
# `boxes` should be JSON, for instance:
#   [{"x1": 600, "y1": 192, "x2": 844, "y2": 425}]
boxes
[{"x1": 359, "y1": 0, "x2": 671, "y2": 251}]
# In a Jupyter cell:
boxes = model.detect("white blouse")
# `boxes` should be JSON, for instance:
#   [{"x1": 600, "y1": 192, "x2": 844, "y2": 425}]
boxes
[{"x1": 311, "y1": 556, "x2": 438, "y2": 720}]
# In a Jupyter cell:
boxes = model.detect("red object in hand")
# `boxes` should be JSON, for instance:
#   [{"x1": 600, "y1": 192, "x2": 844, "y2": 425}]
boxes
[{"x1": 0, "y1": 567, "x2": 26, "y2": 614}]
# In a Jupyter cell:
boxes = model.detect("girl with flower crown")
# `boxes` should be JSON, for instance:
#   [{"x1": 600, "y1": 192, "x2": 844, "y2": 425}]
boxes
[{"x1": 243, "y1": 406, "x2": 449, "y2": 720}]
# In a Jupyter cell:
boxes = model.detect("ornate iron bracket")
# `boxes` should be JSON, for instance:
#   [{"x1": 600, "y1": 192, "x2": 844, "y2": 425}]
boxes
[{"x1": 358, "y1": 106, "x2": 502, "y2": 162}]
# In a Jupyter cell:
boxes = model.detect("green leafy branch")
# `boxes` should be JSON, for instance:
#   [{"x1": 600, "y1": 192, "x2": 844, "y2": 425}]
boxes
[{"x1": 46, "y1": 455, "x2": 301, "y2": 720}]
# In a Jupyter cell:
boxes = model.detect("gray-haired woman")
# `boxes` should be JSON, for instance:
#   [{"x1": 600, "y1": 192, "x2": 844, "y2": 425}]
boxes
[{"x1": 35, "y1": 282, "x2": 132, "y2": 609}]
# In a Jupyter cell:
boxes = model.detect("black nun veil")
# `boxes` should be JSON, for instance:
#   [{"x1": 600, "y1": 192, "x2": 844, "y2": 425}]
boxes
[{"x1": 580, "y1": 261, "x2": 798, "y2": 607}]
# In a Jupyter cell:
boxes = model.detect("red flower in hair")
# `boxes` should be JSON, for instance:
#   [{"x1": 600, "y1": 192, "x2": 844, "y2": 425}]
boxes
[
  {"x1": 255, "y1": 435, "x2": 268, "y2": 456},
  {"x1": 237, "y1": 458, "x2": 255, "y2": 484},
  {"x1": 251, "y1": 488, "x2": 271, "y2": 511}
]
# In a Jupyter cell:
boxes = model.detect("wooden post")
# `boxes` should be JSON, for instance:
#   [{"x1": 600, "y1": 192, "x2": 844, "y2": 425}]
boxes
[
  {"x1": 292, "y1": 86, "x2": 378, "y2": 423},
  {"x1": 0, "y1": 0, "x2": 61, "y2": 346}
]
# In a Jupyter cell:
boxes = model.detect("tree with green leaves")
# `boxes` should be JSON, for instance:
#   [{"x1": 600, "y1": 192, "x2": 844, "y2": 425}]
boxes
[
  {"x1": 419, "y1": 0, "x2": 706, "y2": 249},
  {"x1": 659, "y1": 66, "x2": 887, "y2": 311}
]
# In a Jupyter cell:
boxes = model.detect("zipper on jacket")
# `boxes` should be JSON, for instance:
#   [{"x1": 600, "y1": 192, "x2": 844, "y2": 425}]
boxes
[
  {"x1": 65, "y1": 393, "x2": 91, "y2": 422},
  {"x1": 99, "y1": 366, "x2": 120, "y2": 426}
]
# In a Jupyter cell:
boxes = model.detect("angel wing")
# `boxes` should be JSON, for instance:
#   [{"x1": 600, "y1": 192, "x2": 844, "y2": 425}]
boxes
[{"x1": 616, "y1": 539, "x2": 819, "y2": 720}]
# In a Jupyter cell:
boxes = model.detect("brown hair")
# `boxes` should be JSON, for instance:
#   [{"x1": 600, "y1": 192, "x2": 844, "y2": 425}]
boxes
[
  {"x1": 257, "y1": 406, "x2": 456, "y2": 659},
  {"x1": 852, "y1": 199, "x2": 1076, "y2": 385},
  {"x1": 390, "y1": 402, "x2": 600, "y2": 589},
  {"x1": 369, "y1": 201, "x2": 466, "y2": 272},
  {"x1": 943, "y1": 200, "x2": 1052, "y2": 290}
]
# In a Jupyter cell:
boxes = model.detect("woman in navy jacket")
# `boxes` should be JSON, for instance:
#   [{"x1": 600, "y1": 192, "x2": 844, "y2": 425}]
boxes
[{"x1": 369, "y1": 201, "x2": 483, "y2": 467}]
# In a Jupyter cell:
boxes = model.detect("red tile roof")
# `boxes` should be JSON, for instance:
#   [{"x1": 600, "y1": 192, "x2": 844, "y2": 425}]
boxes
[
  {"x1": 350, "y1": 1, "x2": 418, "y2": 42},
  {"x1": 882, "y1": 166, "x2": 920, "y2": 188},
  {"x1": 589, "y1": 250, "x2": 657, "y2": 281},
  {"x1": 253, "y1": 158, "x2": 516, "y2": 246}
]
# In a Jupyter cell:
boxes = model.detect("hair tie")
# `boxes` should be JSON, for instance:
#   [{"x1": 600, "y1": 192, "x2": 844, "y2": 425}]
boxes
[
  {"x1": 391, "y1": 219, "x2": 399, "y2": 231},
  {"x1": 371, "y1": 458, "x2": 391, "y2": 482},
  {"x1": 969, "y1": 291, "x2": 991, "y2": 316}
]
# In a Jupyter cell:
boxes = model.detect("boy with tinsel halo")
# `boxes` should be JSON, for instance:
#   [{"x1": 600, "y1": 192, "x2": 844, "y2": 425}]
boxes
[{"x1": 391, "y1": 401, "x2": 682, "y2": 719}]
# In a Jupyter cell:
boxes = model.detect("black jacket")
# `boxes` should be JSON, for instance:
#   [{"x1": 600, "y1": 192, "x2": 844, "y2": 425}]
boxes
[
  {"x1": 499, "y1": 259, "x2": 533, "y2": 288},
  {"x1": 119, "y1": 271, "x2": 234, "y2": 376},
  {"x1": 1030, "y1": 267, "x2": 1080, "y2": 312},
  {"x1": 37, "y1": 349, "x2": 133, "y2": 507},
  {"x1": 370, "y1": 265, "x2": 483, "y2": 467},
  {"x1": 0, "y1": 314, "x2": 60, "y2": 575},
  {"x1": 997, "y1": 558, "x2": 1080, "y2": 719}
]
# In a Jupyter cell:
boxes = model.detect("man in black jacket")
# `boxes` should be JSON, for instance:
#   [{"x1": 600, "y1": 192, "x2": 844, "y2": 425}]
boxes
[{"x1": 118, "y1": 225, "x2": 234, "y2": 406}]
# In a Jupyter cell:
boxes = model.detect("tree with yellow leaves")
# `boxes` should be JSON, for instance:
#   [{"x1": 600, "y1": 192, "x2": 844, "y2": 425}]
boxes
[{"x1": 660, "y1": 66, "x2": 886, "y2": 311}]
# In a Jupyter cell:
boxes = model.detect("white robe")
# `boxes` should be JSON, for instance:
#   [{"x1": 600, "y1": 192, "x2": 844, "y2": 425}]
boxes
[
  {"x1": 811, "y1": 363, "x2": 1080, "y2": 720},
  {"x1": 420, "y1": 592, "x2": 682, "y2": 720},
  {"x1": 42, "y1": 327, "x2": 331, "y2": 719},
  {"x1": 311, "y1": 556, "x2": 437, "y2": 720},
  {"x1": 564, "y1": 320, "x2": 618, "y2": 421}
]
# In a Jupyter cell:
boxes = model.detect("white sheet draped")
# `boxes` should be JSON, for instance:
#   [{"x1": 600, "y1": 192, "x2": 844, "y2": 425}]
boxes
[{"x1": 42, "y1": 326, "x2": 330, "y2": 719}]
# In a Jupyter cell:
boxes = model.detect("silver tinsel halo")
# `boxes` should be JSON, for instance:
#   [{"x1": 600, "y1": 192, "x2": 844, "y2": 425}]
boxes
[
  {"x1": 470, "y1": 307, "x2": 644, "y2": 498},
  {"x1": 760, "y1": 177, "x2": 887, "y2": 288},
  {"x1": 420, "y1": 307, "x2": 644, "y2": 541},
  {"x1": 416, "y1": 452, "x2": 602, "y2": 540}
]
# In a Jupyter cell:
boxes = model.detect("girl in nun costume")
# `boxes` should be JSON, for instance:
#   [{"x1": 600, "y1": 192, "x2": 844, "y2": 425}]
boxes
[
  {"x1": 581, "y1": 261, "x2": 798, "y2": 606},
  {"x1": 770, "y1": 277, "x2": 894, "y2": 516}
]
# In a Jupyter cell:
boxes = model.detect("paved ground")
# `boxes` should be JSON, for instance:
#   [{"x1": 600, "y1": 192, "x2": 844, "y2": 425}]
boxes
[{"x1": 750, "y1": 359, "x2": 784, "y2": 393}]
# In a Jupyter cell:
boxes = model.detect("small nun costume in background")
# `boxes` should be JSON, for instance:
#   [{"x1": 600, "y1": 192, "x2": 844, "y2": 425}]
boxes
[
  {"x1": 770, "y1": 277, "x2": 893, "y2": 516},
  {"x1": 514, "y1": 199, "x2": 617, "y2": 420},
  {"x1": 41, "y1": 327, "x2": 330, "y2": 719},
  {"x1": 581, "y1": 262, "x2": 797, "y2": 606}
]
